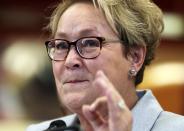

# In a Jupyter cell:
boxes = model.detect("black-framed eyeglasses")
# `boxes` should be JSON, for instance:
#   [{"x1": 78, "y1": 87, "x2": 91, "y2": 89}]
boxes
[{"x1": 45, "y1": 36, "x2": 121, "y2": 61}]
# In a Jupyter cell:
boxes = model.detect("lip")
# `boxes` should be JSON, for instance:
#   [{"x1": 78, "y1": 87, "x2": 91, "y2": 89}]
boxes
[{"x1": 64, "y1": 80, "x2": 89, "y2": 84}]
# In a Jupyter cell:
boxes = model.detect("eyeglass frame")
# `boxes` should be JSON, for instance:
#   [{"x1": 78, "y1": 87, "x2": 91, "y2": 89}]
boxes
[{"x1": 45, "y1": 36, "x2": 122, "y2": 61}]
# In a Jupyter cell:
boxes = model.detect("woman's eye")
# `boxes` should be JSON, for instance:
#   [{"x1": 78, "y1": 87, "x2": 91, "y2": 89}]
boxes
[
  {"x1": 82, "y1": 39, "x2": 100, "y2": 47},
  {"x1": 56, "y1": 42, "x2": 68, "y2": 50}
]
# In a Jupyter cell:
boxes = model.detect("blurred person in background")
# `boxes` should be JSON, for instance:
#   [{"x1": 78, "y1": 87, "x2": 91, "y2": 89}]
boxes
[{"x1": 27, "y1": 0, "x2": 184, "y2": 131}]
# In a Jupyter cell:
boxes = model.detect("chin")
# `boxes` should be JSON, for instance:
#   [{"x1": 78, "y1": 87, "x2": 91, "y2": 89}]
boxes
[
  {"x1": 62, "y1": 91, "x2": 96, "y2": 113},
  {"x1": 62, "y1": 92, "x2": 88, "y2": 112}
]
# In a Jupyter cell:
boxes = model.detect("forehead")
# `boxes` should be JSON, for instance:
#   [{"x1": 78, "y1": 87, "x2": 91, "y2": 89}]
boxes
[{"x1": 55, "y1": 2, "x2": 116, "y2": 39}]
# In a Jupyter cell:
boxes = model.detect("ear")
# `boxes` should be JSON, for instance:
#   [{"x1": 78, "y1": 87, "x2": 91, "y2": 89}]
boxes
[{"x1": 127, "y1": 45, "x2": 146, "y2": 72}]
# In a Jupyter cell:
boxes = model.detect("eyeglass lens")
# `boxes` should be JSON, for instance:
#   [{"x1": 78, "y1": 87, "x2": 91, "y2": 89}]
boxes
[{"x1": 47, "y1": 37, "x2": 101, "y2": 60}]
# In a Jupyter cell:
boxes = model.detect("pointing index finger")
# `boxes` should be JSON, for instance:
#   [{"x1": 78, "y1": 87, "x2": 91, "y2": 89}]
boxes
[{"x1": 93, "y1": 70, "x2": 130, "y2": 119}]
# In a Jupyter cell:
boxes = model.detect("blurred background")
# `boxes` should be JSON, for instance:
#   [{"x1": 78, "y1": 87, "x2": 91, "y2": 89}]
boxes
[{"x1": 0, "y1": 0, "x2": 184, "y2": 130}]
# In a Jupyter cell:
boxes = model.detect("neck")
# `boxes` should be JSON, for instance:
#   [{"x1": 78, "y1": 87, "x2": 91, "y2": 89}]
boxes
[{"x1": 123, "y1": 86, "x2": 139, "y2": 109}]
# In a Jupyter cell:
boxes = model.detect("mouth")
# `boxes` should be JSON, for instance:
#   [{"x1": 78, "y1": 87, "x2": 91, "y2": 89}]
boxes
[{"x1": 64, "y1": 80, "x2": 89, "y2": 84}]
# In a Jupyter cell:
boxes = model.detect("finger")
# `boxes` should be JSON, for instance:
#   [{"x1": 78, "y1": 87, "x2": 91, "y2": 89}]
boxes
[
  {"x1": 90, "y1": 96, "x2": 108, "y2": 121},
  {"x1": 82, "y1": 105, "x2": 104, "y2": 128},
  {"x1": 93, "y1": 70, "x2": 132, "y2": 129},
  {"x1": 93, "y1": 70, "x2": 127, "y2": 111}
]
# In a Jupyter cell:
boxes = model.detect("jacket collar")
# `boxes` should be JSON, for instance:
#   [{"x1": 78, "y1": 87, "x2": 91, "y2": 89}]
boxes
[{"x1": 132, "y1": 90, "x2": 163, "y2": 131}]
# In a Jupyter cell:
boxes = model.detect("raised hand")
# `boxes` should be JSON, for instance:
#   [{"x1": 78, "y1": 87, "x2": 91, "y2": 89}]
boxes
[{"x1": 82, "y1": 70, "x2": 132, "y2": 131}]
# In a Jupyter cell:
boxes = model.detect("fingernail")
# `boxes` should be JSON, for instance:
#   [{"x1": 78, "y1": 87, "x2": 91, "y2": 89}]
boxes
[{"x1": 96, "y1": 70, "x2": 104, "y2": 76}]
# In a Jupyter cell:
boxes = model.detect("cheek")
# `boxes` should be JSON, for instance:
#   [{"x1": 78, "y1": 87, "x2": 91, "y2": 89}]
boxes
[
  {"x1": 85, "y1": 47, "x2": 130, "y2": 86},
  {"x1": 52, "y1": 62, "x2": 59, "y2": 78},
  {"x1": 52, "y1": 61, "x2": 64, "y2": 75},
  {"x1": 84, "y1": 52, "x2": 123, "y2": 77},
  {"x1": 52, "y1": 62, "x2": 64, "y2": 87}
]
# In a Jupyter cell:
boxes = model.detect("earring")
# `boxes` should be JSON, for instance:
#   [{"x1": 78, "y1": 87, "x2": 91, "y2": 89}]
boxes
[{"x1": 128, "y1": 66, "x2": 137, "y2": 77}]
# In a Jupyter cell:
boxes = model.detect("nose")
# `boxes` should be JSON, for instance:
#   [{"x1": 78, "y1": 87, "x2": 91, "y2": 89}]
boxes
[{"x1": 64, "y1": 46, "x2": 82, "y2": 69}]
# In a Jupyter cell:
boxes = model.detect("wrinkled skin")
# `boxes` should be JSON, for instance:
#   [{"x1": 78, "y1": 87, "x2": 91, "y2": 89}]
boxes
[{"x1": 52, "y1": 2, "x2": 145, "y2": 131}]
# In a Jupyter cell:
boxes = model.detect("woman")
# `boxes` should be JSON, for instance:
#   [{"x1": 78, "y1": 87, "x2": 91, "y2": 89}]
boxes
[{"x1": 27, "y1": 0, "x2": 184, "y2": 131}]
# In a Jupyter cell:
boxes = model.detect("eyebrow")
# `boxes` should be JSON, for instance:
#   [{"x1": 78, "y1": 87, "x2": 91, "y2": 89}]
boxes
[
  {"x1": 78, "y1": 28, "x2": 99, "y2": 36},
  {"x1": 55, "y1": 28, "x2": 100, "y2": 39},
  {"x1": 54, "y1": 32, "x2": 68, "y2": 39}
]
